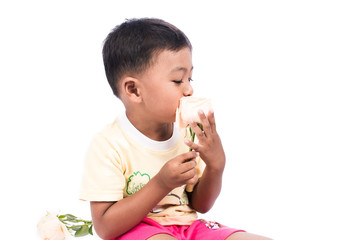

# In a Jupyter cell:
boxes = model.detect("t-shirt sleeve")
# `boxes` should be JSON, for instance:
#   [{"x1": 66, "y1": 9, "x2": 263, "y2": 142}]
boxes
[{"x1": 79, "y1": 133, "x2": 126, "y2": 201}]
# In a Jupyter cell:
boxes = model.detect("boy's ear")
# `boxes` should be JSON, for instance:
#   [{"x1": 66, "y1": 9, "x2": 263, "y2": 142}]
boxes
[{"x1": 121, "y1": 77, "x2": 142, "y2": 103}]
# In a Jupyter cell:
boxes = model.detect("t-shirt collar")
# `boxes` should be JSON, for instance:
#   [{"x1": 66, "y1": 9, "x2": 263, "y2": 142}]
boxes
[{"x1": 118, "y1": 111, "x2": 181, "y2": 151}]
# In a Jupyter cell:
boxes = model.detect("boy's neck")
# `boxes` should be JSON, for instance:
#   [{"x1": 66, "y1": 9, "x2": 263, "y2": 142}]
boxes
[{"x1": 125, "y1": 111, "x2": 174, "y2": 141}]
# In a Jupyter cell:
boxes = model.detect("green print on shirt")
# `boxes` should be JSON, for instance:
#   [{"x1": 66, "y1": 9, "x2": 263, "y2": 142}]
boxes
[{"x1": 126, "y1": 171, "x2": 151, "y2": 195}]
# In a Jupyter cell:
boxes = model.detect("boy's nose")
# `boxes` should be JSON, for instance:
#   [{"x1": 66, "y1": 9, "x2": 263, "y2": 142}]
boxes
[{"x1": 183, "y1": 82, "x2": 193, "y2": 96}]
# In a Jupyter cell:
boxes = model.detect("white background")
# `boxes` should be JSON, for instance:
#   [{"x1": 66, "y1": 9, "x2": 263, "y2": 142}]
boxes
[{"x1": 1, "y1": 1, "x2": 359, "y2": 239}]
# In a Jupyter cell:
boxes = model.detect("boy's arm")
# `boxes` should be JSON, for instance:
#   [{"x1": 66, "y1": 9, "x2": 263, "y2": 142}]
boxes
[
  {"x1": 91, "y1": 177, "x2": 168, "y2": 240},
  {"x1": 185, "y1": 110, "x2": 226, "y2": 213},
  {"x1": 187, "y1": 162, "x2": 225, "y2": 213},
  {"x1": 91, "y1": 151, "x2": 199, "y2": 240}
]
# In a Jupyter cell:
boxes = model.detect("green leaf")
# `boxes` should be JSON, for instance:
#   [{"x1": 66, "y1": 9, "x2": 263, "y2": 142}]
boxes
[
  {"x1": 71, "y1": 226, "x2": 81, "y2": 231},
  {"x1": 89, "y1": 225, "x2": 93, "y2": 235},
  {"x1": 75, "y1": 225, "x2": 89, "y2": 237},
  {"x1": 65, "y1": 214, "x2": 77, "y2": 220}
]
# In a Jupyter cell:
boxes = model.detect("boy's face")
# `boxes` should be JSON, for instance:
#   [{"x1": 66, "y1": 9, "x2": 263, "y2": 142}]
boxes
[{"x1": 138, "y1": 47, "x2": 193, "y2": 124}]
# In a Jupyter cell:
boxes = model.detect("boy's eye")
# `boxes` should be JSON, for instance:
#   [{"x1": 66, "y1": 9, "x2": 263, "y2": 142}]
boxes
[
  {"x1": 173, "y1": 80, "x2": 183, "y2": 84},
  {"x1": 173, "y1": 78, "x2": 193, "y2": 84}
]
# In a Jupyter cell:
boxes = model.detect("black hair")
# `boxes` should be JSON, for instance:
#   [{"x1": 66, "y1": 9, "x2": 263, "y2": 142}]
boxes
[{"x1": 102, "y1": 18, "x2": 192, "y2": 97}]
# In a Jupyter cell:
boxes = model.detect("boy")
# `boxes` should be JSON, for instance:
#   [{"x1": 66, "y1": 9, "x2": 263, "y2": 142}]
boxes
[{"x1": 80, "y1": 18, "x2": 271, "y2": 240}]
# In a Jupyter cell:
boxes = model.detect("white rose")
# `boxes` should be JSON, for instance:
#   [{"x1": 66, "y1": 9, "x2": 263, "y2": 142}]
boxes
[
  {"x1": 37, "y1": 212, "x2": 71, "y2": 240},
  {"x1": 176, "y1": 96, "x2": 213, "y2": 128}
]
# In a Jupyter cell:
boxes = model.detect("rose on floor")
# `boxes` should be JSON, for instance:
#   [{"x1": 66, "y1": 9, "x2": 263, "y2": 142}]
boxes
[
  {"x1": 37, "y1": 212, "x2": 71, "y2": 240},
  {"x1": 38, "y1": 212, "x2": 93, "y2": 239}
]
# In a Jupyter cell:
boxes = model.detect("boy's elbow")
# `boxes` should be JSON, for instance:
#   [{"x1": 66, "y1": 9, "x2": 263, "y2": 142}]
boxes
[
  {"x1": 93, "y1": 224, "x2": 115, "y2": 240},
  {"x1": 91, "y1": 201, "x2": 121, "y2": 239},
  {"x1": 194, "y1": 206, "x2": 212, "y2": 214},
  {"x1": 191, "y1": 201, "x2": 214, "y2": 214},
  {"x1": 95, "y1": 225, "x2": 125, "y2": 240},
  {"x1": 92, "y1": 214, "x2": 128, "y2": 239}
]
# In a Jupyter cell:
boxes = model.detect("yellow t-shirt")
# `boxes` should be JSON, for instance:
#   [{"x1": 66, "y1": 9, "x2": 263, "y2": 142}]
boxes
[{"x1": 79, "y1": 113, "x2": 205, "y2": 225}]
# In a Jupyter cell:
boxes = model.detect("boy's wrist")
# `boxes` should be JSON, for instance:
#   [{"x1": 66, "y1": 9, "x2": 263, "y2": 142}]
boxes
[
  {"x1": 152, "y1": 174, "x2": 174, "y2": 194},
  {"x1": 205, "y1": 158, "x2": 226, "y2": 174}
]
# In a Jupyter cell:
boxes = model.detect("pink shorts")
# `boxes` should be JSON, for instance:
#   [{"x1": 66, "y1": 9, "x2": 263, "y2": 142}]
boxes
[{"x1": 114, "y1": 218, "x2": 244, "y2": 240}]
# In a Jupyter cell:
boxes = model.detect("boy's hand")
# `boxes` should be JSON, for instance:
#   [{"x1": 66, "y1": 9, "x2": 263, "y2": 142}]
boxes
[
  {"x1": 154, "y1": 151, "x2": 199, "y2": 191},
  {"x1": 185, "y1": 110, "x2": 225, "y2": 171}
]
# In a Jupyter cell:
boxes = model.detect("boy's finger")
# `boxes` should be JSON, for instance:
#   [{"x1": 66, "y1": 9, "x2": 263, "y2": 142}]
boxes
[
  {"x1": 182, "y1": 166, "x2": 197, "y2": 180},
  {"x1": 189, "y1": 121, "x2": 205, "y2": 139},
  {"x1": 198, "y1": 110, "x2": 211, "y2": 134},
  {"x1": 177, "y1": 150, "x2": 198, "y2": 163},
  {"x1": 186, "y1": 172, "x2": 198, "y2": 185},
  {"x1": 208, "y1": 110, "x2": 216, "y2": 132},
  {"x1": 180, "y1": 159, "x2": 197, "y2": 174},
  {"x1": 184, "y1": 139, "x2": 199, "y2": 151}
]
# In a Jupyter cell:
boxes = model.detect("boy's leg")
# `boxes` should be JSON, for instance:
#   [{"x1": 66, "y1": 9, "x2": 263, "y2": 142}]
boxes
[
  {"x1": 116, "y1": 218, "x2": 178, "y2": 240},
  {"x1": 147, "y1": 234, "x2": 178, "y2": 240},
  {"x1": 226, "y1": 232, "x2": 272, "y2": 240}
]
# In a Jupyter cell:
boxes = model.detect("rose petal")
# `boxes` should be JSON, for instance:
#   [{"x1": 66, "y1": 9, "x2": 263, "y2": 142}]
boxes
[{"x1": 176, "y1": 96, "x2": 212, "y2": 128}]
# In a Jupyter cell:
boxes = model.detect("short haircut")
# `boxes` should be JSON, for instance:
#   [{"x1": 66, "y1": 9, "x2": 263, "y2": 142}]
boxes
[{"x1": 102, "y1": 18, "x2": 192, "y2": 97}]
